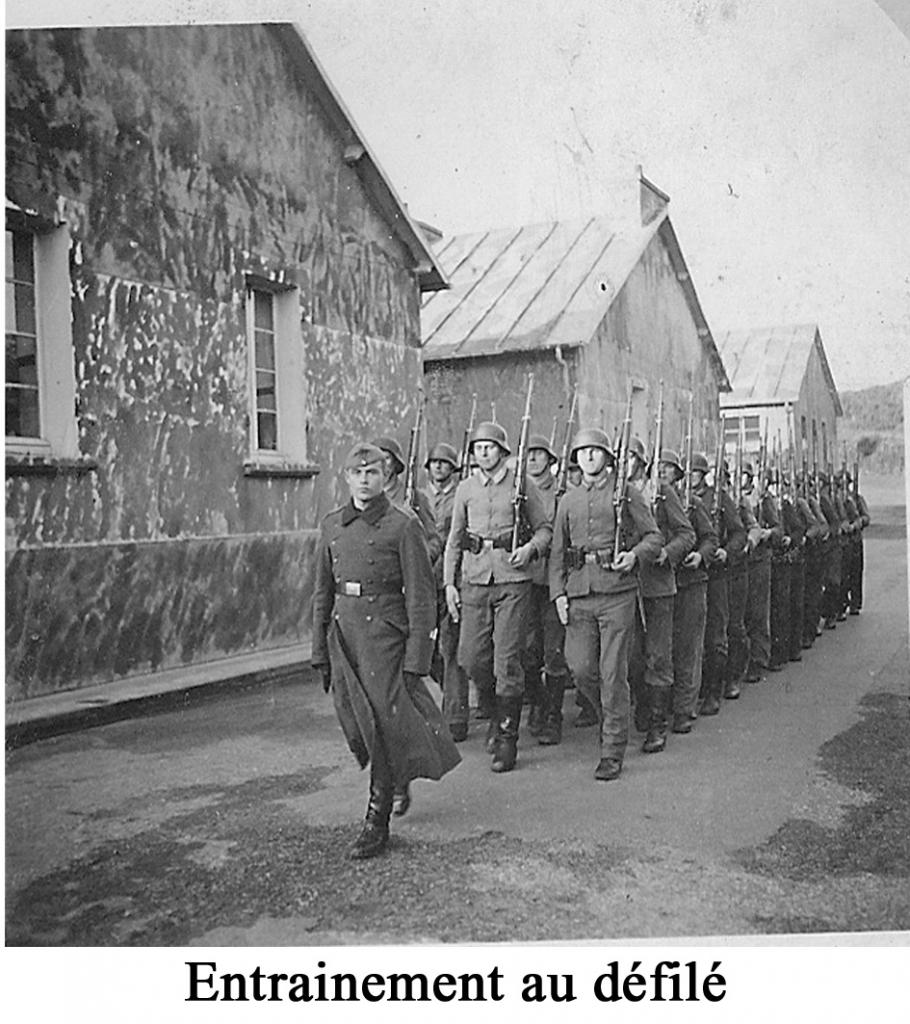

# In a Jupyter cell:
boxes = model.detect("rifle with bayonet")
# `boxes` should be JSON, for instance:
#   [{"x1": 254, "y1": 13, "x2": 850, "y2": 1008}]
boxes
[
  {"x1": 711, "y1": 417, "x2": 725, "y2": 534},
  {"x1": 510, "y1": 374, "x2": 535, "y2": 552},
  {"x1": 403, "y1": 392, "x2": 425, "y2": 511},
  {"x1": 459, "y1": 394, "x2": 477, "y2": 482},
  {"x1": 612, "y1": 387, "x2": 634, "y2": 564},
  {"x1": 683, "y1": 393, "x2": 695, "y2": 510},
  {"x1": 649, "y1": 380, "x2": 664, "y2": 512},
  {"x1": 555, "y1": 384, "x2": 579, "y2": 501},
  {"x1": 811, "y1": 422, "x2": 821, "y2": 504},
  {"x1": 734, "y1": 417, "x2": 744, "y2": 507}
]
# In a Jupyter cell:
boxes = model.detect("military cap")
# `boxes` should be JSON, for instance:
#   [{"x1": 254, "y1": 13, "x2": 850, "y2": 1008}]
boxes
[
  {"x1": 470, "y1": 421, "x2": 511, "y2": 455},
  {"x1": 344, "y1": 442, "x2": 386, "y2": 471},
  {"x1": 659, "y1": 448, "x2": 684, "y2": 476},
  {"x1": 527, "y1": 433, "x2": 558, "y2": 462},
  {"x1": 627, "y1": 435, "x2": 647, "y2": 462},
  {"x1": 570, "y1": 427, "x2": 613, "y2": 458},
  {"x1": 691, "y1": 452, "x2": 710, "y2": 474},
  {"x1": 424, "y1": 442, "x2": 459, "y2": 469},
  {"x1": 373, "y1": 436, "x2": 406, "y2": 475}
]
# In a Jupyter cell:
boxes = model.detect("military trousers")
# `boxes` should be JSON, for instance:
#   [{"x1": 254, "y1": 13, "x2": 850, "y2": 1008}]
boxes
[
  {"x1": 769, "y1": 557, "x2": 791, "y2": 668},
  {"x1": 630, "y1": 594, "x2": 675, "y2": 693},
  {"x1": 564, "y1": 589, "x2": 637, "y2": 761},
  {"x1": 523, "y1": 583, "x2": 569, "y2": 701},
  {"x1": 802, "y1": 544, "x2": 823, "y2": 644},
  {"x1": 726, "y1": 566, "x2": 749, "y2": 682},
  {"x1": 848, "y1": 536, "x2": 864, "y2": 612},
  {"x1": 458, "y1": 581, "x2": 530, "y2": 701},
  {"x1": 672, "y1": 581, "x2": 707, "y2": 719},
  {"x1": 745, "y1": 557, "x2": 772, "y2": 668},
  {"x1": 821, "y1": 540, "x2": 843, "y2": 622},
  {"x1": 788, "y1": 555, "x2": 806, "y2": 660},
  {"x1": 438, "y1": 606, "x2": 469, "y2": 729}
]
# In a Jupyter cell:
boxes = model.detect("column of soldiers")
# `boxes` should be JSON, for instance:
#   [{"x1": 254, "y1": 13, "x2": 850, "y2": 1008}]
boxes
[{"x1": 313, "y1": 399, "x2": 870, "y2": 859}]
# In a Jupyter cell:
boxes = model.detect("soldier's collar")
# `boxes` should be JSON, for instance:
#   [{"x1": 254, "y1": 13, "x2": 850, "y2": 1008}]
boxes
[
  {"x1": 341, "y1": 492, "x2": 390, "y2": 527},
  {"x1": 480, "y1": 463, "x2": 509, "y2": 486},
  {"x1": 582, "y1": 471, "x2": 610, "y2": 490}
]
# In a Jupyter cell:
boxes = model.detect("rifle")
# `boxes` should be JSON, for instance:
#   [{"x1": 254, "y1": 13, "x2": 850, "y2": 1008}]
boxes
[
  {"x1": 649, "y1": 381, "x2": 664, "y2": 511},
  {"x1": 459, "y1": 394, "x2": 477, "y2": 482},
  {"x1": 734, "y1": 417, "x2": 744, "y2": 507},
  {"x1": 786, "y1": 407, "x2": 797, "y2": 504},
  {"x1": 555, "y1": 384, "x2": 580, "y2": 500},
  {"x1": 853, "y1": 455, "x2": 859, "y2": 501},
  {"x1": 711, "y1": 418, "x2": 725, "y2": 533},
  {"x1": 683, "y1": 392, "x2": 694, "y2": 510},
  {"x1": 403, "y1": 392, "x2": 425, "y2": 511},
  {"x1": 510, "y1": 374, "x2": 535, "y2": 552},
  {"x1": 612, "y1": 387, "x2": 634, "y2": 564},
  {"x1": 811, "y1": 421, "x2": 821, "y2": 504}
]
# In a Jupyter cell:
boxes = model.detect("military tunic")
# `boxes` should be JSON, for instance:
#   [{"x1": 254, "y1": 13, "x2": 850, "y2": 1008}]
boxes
[{"x1": 312, "y1": 493, "x2": 460, "y2": 785}]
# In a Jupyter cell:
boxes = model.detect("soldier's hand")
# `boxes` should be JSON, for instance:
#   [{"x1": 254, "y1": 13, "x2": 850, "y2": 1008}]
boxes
[
  {"x1": 682, "y1": 551, "x2": 702, "y2": 569},
  {"x1": 555, "y1": 594, "x2": 569, "y2": 626},
  {"x1": 445, "y1": 584, "x2": 461, "y2": 623},
  {"x1": 655, "y1": 547, "x2": 669, "y2": 567},
  {"x1": 715, "y1": 547, "x2": 728, "y2": 564},
  {"x1": 318, "y1": 664, "x2": 332, "y2": 694},
  {"x1": 782, "y1": 536, "x2": 792, "y2": 549},
  {"x1": 612, "y1": 550, "x2": 636, "y2": 574},
  {"x1": 507, "y1": 542, "x2": 535, "y2": 568}
]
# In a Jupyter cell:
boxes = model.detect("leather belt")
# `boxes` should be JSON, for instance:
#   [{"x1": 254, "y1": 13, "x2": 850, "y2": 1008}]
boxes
[{"x1": 335, "y1": 580, "x2": 403, "y2": 597}]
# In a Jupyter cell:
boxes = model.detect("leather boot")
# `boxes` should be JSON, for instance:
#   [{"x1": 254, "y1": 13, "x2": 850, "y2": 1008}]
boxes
[
  {"x1": 485, "y1": 704, "x2": 500, "y2": 753},
  {"x1": 491, "y1": 697, "x2": 521, "y2": 773},
  {"x1": 700, "y1": 654, "x2": 724, "y2": 716},
  {"x1": 349, "y1": 770, "x2": 393, "y2": 860},
  {"x1": 538, "y1": 673, "x2": 566, "y2": 746},
  {"x1": 528, "y1": 703, "x2": 546, "y2": 737},
  {"x1": 642, "y1": 687, "x2": 671, "y2": 753}
]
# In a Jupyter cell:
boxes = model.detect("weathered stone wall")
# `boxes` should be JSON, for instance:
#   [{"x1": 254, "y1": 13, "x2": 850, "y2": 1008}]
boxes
[{"x1": 5, "y1": 26, "x2": 425, "y2": 699}]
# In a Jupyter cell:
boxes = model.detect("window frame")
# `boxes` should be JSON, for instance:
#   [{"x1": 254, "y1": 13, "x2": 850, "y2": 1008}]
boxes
[{"x1": 5, "y1": 209, "x2": 79, "y2": 462}]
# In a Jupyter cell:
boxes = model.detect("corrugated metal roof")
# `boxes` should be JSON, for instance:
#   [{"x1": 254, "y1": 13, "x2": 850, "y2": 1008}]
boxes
[
  {"x1": 717, "y1": 323, "x2": 841, "y2": 414},
  {"x1": 421, "y1": 214, "x2": 664, "y2": 359}
]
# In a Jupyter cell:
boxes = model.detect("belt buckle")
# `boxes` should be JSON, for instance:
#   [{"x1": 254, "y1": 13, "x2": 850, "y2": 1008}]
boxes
[
  {"x1": 343, "y1": 582, "x2": 362, "y2": 597},
  {"x1": 584, "y1": 552, "x2": 598, "y2": 565},
  {"x1": 482, "y1": 538, "x2": 494, "y2": 551}
]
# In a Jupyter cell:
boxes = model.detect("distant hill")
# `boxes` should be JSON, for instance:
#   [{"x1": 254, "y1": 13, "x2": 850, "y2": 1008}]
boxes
[{"x1": 840, "y1": 379, "x2": 904, "y2": 475}]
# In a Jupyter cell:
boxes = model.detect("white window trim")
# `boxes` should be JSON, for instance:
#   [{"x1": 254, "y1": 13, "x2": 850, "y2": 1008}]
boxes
[
  {"x1": 5, "y1": 213, "x2": 79, "y2": 460},
  {"x1": 244, "y1": 278, "x2": 309, "y2": 468}
]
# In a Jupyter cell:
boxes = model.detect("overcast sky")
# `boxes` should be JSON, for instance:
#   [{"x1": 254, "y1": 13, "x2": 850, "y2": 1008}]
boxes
[{"x1": 10, "y1": 0, "x2": 910, "y2": 392}]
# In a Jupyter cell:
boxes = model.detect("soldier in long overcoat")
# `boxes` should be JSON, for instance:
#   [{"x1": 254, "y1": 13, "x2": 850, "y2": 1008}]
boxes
[{"x1": 312, "y1": 443, "x2": 460, "y2": 860}]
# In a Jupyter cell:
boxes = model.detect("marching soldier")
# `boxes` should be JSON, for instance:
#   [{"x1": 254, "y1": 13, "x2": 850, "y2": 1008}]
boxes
[
  {"x1": 312, "y1": 443, "x2": 460, "y2": 860},
  {"x1": 663, "y1": 449, "x2": 718, "y2": 732},
  {"x1": 769, "y1": 473, "x2": 795, "y2": 671},
  {"x1": 818, "y1": 471, "x2": 842, "y2": 630},
  {"x1": 425, "y1": 442, "x2": 470, "y2": 742},
  {"x1": 802, "y1": 471, "x2": 830, "y2": 645},
  {"x1": 627, "y1": 437, "x2": 695, "y2": 753},
  {"x1": 550, "y1": 428, "x2": 662, "y2": 781},
  {"x1": 523, "y1": 434, "x2": 571, "y2": 745},
  {"x1": 373, "y1": 435, "x2": 441, "y2": 563},
  {"x1": 444, "y1": 421, "x2": 552, "y2": 773},
  {"x1": 727, "y1": 465, "x2": 759, "y2": 699},
  {"x1": 691, "y1": 452, "x2": 747, "y2": 715},
  {"x1": 792, "y1": 474, "x2": 825, "y2": 657},
  {"x1": 845, "y1": 472, "x2": 870, "y2": 615},
  {"x1": 742, "y1": 464, "x2": 781, "y2": 681}
]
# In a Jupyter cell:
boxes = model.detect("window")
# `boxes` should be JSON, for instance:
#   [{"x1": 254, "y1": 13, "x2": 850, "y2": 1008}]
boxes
[
  {"x1": 244, "y1": 277, "x2": 313, "y2": 473},
  {"x1": 4, "y1": 213, "x2": 78, "y2": 460},
  {"x1": 6, "y1": 229, "x2": 40, "y2": 438}
]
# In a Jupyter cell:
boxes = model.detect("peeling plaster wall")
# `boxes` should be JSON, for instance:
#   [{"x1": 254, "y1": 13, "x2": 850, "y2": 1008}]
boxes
[{"x1": 5, "y1": 26, "x2": 424, "y2": 699}]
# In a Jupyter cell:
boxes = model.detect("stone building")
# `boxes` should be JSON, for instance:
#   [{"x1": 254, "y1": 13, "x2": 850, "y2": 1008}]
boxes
[{"x1": 5, "y1": 24, "x2": 445, "y2": 708}]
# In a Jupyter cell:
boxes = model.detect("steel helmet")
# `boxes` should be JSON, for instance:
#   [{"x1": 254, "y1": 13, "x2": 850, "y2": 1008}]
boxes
[
  {"x1": 424, "y1": 442, "x2": 459, "y2": 469},
  {"x1": 690, "y1": 452, "x2": 710, "y2": 474},
  {"x1": 627, "y1": 435, "x2": 647, "y2": 463},
  {"x1": 470, "y1": 421, "x2": 511, "y2": 455},
  {"x1": 570, "y1": 427, "x2": 613, "y2": 459},
  {"x1": 742, "y1": 461, "x2": 755, "y2": 478},
  {"x1": 659, "y1": 448, "x2": 684, "y2": 476},
  {"x1": 527, "y1": 433, "x2": 557, "y2": 463},
  {"x1": 372, "y1": 436, "x2": 406, "y2": 475}
]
